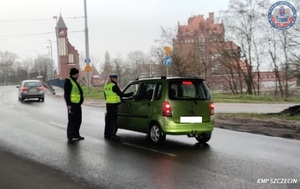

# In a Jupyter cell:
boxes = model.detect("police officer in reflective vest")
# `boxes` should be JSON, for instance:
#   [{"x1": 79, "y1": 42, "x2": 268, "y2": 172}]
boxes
[
  {"x1": 64, "y1": 68, "x2": 84, "y2": 143},
  {"x1": 104, "y1": 74, "x2": 122, "y2": 140}
]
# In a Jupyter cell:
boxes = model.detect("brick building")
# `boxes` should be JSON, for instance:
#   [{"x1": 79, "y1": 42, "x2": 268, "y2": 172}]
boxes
[
  {"x1": 55, "y1": 15, "x2": 80, "y2": 79},
  {"x1": 173, "y1": 13, "x2": 248, "y2": 92}
]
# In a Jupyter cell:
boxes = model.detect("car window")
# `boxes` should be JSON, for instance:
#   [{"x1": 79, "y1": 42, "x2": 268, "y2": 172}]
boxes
[
  {"x1": 169, "y1": 80, "x2": 211, "y2": 100},
  {"x1": 136, "y1": 83, "x2": 156, "y2": 100},
  {"x1": 24, "y1": 82, "x2": 42, "y2": 87},
  {"x1": 122, "y1": 83, "x2": 139, "y2": 100}
]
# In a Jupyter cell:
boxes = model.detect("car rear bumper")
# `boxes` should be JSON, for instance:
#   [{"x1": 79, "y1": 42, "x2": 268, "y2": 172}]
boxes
[
  {"x1": 21, "y1": 93, "x2": 44, "y2": 99},
  {"x1": 160, "y1": 120, "x2": 214, "y2": 135}
]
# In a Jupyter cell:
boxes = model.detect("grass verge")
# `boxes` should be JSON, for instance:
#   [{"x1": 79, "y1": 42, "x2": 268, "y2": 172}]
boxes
[{"x1": 215, "y1": 113, "x2": 300, "y2": 121}]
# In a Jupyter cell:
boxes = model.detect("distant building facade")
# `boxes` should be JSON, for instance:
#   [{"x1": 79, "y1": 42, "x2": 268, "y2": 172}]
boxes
[
  {"x1": 54, "y1": 15, "x2": 106, "y2": 86},
  {"x1": 173, "y1": 13, "x2": 298, "y2": 92},
  {"x1": 173, "y1": 13, "x2": 247, "y2": 91}
]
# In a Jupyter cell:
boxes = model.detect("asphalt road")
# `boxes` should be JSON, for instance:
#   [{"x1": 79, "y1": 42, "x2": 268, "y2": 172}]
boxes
[{"x1": 0, "y1": 85, "x2": 299, "y2": 189}]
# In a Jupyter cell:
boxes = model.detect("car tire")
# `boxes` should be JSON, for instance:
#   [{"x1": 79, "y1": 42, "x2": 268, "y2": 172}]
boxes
[
  {"x1": 147, "y1": 123, "x2": 166, "y2": 144},
  {"x1": 40, "y1": 98, "x2": 44, "y2": 102},
  {"x1": 195, "y1": 133, "x2": 211, "y2": 143}
]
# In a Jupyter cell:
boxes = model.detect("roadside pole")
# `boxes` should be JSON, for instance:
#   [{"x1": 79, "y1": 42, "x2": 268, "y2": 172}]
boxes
[
  {"x1": 164, "y1": 46, "x2": 172, "y2": 77},
  {"x1": 83, "y1": 0, "x2": 91, "y2": 93}
]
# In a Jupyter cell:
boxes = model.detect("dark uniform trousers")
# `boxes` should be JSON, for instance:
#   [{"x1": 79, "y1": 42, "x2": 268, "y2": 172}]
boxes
[
  {"x1": 105, "y1": 103, "x2": 119, "y2": 137},
  {"x1": 67, "y1": 104, "x2": 82, "y2": 139}
]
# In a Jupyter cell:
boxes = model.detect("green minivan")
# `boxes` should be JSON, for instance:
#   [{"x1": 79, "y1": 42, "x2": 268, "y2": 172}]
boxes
[{"x1": 117, "y1": 76, "x2": 214, "y2": 144}]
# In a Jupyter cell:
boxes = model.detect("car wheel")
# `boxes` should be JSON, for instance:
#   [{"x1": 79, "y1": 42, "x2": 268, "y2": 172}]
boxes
[
  {"x1": 40, "y1": 98, "x2": 44, "y2": 102},
  {"x1": 148, "y1": 123, "x2": 166, "y2": 144},
  {"x1": 21, "y1": 98, "x2": 25, "y2": 102},
  {"x1": 195, "y1": 133, "x2": 211, "y2": 143}
]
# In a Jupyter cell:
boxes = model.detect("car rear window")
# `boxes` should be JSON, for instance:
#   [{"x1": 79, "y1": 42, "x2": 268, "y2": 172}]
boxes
[
  {"x1": 169, "y1": 80, "x2": 211, "y2": 100},
  {"x1": 24, "y1": 82, "x2": 42, "y2": 87}
]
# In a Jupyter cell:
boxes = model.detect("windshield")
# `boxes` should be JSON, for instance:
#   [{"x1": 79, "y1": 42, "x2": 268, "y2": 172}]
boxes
[{"x1": 24, "y1": 82, "x2": 42, "y2": 87}]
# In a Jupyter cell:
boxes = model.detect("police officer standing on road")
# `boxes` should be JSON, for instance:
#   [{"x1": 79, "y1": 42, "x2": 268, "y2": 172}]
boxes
[
  {"x1": 64, "y1": 68, "x2": 85, "y2": 143},
  {"x1": 104, "y1": 74, "x2": 122, "y2": 140}
]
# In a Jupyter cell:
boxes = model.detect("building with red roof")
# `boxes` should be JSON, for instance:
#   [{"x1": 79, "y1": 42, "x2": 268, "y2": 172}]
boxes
[
  {"x1": 173, "y1": 13, "x2": 249, "y2": 92},
  {"x1": 55, "y1": 15, "x2": 80, "y2": 80}
]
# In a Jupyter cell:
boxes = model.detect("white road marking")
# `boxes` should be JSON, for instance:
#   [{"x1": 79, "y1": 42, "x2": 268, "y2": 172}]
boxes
[
  {"x1": 47, "y1": 123, "x2": 176, "y2": 157},
  {"x1": 123, "y1": 142, "x2": 177, "y2": 157},
  {"x1": 20, "y1": 111, "x2": 29, "y2": 115},
  {"x1": 49, "y1": 121, "x2": 65, "y2": 129}
]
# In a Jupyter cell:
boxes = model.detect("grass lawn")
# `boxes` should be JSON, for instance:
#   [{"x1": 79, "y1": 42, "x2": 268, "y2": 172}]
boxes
[
  {"x1": 212, "y1": 93, "x2": 300, "y2": 103},
  {"x1": 215, "y1": 112, "x2": 300, "y2": 121}
]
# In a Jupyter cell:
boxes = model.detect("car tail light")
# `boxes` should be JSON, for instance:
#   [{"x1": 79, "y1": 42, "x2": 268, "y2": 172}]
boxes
[
  {"x1": 162, "y1": 101, "x2": 172, "y2": 117},
  {"x1": 182, "y1": 81, "x2": 192, "y2": 85},
  {"x1": 21, "y1": 87, "x2": 27, "y2": 92},
  {"x1": 210, "y1": 102, "x2": 215, "y2": 115}
]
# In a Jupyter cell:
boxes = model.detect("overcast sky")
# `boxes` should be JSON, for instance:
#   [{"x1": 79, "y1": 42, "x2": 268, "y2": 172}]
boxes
[{"x1": 0, "y1": 0, "x2": 231, "y2": 68}]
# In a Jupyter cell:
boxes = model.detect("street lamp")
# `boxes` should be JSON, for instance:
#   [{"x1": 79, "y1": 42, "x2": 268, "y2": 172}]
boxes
[
  {"x1": 47, "y1": 39, "x2": 53, "y2": 79},
  {"x1": 83, "y1": 0, "x2": 91, "y2": 91},
  {"x1": 53, "y1": 16, "x2": 60, "y2": 79}
]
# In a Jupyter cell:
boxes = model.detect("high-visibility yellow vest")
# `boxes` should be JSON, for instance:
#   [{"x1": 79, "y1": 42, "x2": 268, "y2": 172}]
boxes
[
  {"x1": 69, "y1": 78, "x2": 81, "y2": 103},
  {"x1": 104, "y1": 83, "x2": 121, "y2": 104}
]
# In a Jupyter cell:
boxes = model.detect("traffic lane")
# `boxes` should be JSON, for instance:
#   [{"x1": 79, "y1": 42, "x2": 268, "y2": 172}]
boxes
[
  {"x1": 2, "y1": 86, "x2": 103, "y2": 142},
  {"x1": 215, "y1": 102, "x2": 299, "y2": 113},
  {"x1": 115, "y1": 129, "x2": 300, "y2": 187},
  {"x1": 2, "y1": 108, "x2": 298, "y2": 189},
  {"x1": 0, "y1": 148, "x2": 95, "y2": 189},
  {"x1": 1, "y1": 86, "x2": 300, "y2": 188},
  {"x1": 3, "y1": 85, "x2": 67, "y2": 120},
  {"x1": 58, "y1": 129, "x2": 300, "y2": 189}
]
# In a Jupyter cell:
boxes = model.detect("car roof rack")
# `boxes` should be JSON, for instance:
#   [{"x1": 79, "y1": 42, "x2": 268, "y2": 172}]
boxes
[
  {"x1": 134, "y1": 76, "x2": 204, "y2": 81},
  {"x1": 135, "y1": 76, "x2": 167, "y2": 80}
]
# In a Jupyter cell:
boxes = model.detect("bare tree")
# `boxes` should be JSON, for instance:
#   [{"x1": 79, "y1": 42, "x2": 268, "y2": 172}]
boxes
[
  {"x1": 0, "y1": 51, "x2": 18, "y2": 84},
  {"x1": 101, "y1": 51, "x2": 113, "y2": 78},
  {"x1": 20, "y1": 58, "x2": 34, "y2": 80},
  {"x1": 32, "y1": 54, "x2": 50, "y2": 80},
  {"x1": 111, "y1": 54, "x2": 128, "y2": 88},
  {"x1": 221, "y1": 0, "x2": 269, "y2": 95},
  {"x1": 264, "y1": 10, "x2": 300, "y2": 98},
  {"x1": 127, "y1": 50, "x2": 148, "y2": 79},
  {"x1": 150, "y1": 26, "x2": 176, "y2": 76}
]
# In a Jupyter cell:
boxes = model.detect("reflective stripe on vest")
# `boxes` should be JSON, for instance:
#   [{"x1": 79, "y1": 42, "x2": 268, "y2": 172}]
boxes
[
  {"x1": 104, "y1": 83, "x2": 121, "y2": 103},
  {"x1": 69, "y1": 78, "x2": 80, "y2": 103}
]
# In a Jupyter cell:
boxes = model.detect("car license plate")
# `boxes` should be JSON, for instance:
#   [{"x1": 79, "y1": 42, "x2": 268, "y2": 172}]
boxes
[
  {"x1": 180, "y1": 116, "x2": 202, "y2": 123},
  {"x1": 29, "y1": 88, "x2": 38, "y2": 93}
]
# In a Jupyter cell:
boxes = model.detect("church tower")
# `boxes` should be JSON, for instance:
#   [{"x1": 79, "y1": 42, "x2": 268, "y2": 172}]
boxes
[{"x1": 55, "y1": 15, "x2": 80, "y2": 79}]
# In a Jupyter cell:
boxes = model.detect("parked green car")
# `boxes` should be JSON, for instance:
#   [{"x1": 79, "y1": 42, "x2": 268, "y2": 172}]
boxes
[{"x1": 117, "y1": 76, "x2": 214, "y2": 144}]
